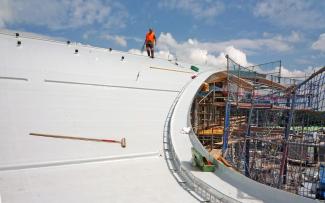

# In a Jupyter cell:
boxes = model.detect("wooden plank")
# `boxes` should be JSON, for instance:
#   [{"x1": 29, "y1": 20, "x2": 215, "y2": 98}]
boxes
[
  {"x1": 149, "y1": 66, "x2": 193, "y2": 74},
  {"x1": 242, "y1": 76, "x2": 286, "y2": 90}
]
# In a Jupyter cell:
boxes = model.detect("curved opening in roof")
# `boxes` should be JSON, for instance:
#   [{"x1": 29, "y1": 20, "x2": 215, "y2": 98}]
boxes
[{"x1": 188, "y1": 67, "x2": 325, "y2": 201}]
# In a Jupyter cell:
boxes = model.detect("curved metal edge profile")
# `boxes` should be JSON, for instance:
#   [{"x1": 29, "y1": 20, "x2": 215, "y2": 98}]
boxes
[
  {"x1": 163, "y1": 74, "x2": 240, "y2": 203},
  {"x1": 294, "y1": 66, "x2": 325, "y2": 91}
]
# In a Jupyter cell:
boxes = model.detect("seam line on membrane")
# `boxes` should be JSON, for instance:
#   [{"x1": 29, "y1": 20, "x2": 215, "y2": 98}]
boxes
[
  {"x1": 0, "y1": 152, "x2": 159, "y2": 171},
  {"x1": 45, "y1": 79, "x2": 180, "y2": 93},
  {"x1": 150, "y1": 66, "x2": 193, "y2": 74},
  {"x1": 0, "y1": 76, "x2": 28, "y2": 81}
]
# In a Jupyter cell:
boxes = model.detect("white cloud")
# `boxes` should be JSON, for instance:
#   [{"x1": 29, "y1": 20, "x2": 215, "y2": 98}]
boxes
[
  {"x1": 82, "y1": 31, "x2": 93, "y2": 40},
  {"x1": 159, "y1": 0, "x2": 224, "y2": 22},
  {"x1": 157, "y1": 32, "x2": 298, "y2": 64},
  {"x1": 114, "y1": 36, "x2": 127, "y2": 47},
  {"x1": 265, "y1": 66, "x2": 323, "y2": 78},
  {"x1": 254, "y1": 0, "x2": 325, "y2": 29},
  {"x1": 156, "y1": 50, "x2": 175, "y2": 60},
  {"x1": 223, "y1": 46, "x2": 248, "y2": 66},
  {"x1": 130, "y1": 42, "x2": 308, "y2": 79},
  {"x1": 157, "y1": 32, "x2": 299, "y2": 55},
  {"x1": 287, "y1": 31, "x2": 302, "y2": 43},
  {"x1": 277, "y1": 67, "x2": 305, "y2": 78},
  {"x1": 128, "y1": 49, "x2": 145, "y2": 55},
  {"x1": 83, "y1": 31, "x2": 142, "y2": 48},
  {"x1": 0, "y1": 0, "x2": 128, "y2": 30},
  {"x1": 269, "y1": 31, "x2": 302, "y2": 43},
  {"x1": 129, "y1": 32, "x2": 313, "y2": 78},
  {"x1": 312, "y1": 33, "x2": 325, "y2": 52},
  {"x1": 242, "y1": 64, "x2": 310, "y2": 80},
  {"x1": 212, "y1": 38, "x2": 291, "y2": 52},
  {"x1": 141, "y1": 32, "x2": 249, "y2": 67},
  {"x1": 101, "y1": 34, "x2": 127, "y2": 47}
]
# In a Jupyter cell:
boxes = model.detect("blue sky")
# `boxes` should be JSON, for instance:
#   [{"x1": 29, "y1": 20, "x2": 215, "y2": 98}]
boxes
[{"x1": 0, "y1": 0, "x2": 324, "y2": 76}]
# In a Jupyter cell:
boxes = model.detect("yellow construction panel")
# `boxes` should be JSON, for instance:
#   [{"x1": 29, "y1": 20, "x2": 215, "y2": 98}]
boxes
[
  {"x1": 201, "y1": 82, "x2": 209, "y2": 92},
  {"x1": 198, "y1": 128, "x2": 224, "y2": 135}
]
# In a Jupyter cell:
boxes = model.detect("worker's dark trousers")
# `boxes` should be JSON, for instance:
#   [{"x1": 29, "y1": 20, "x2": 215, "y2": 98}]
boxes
[
  {"x1": 146, "y1": 48, "x2": 154, "y2": 58},
  {"x1": 146, "y1": 43, "x2": 154, "y2": 58},
  {"x1": 150, "y1": 49, "x2": 154, "y2": 58}
]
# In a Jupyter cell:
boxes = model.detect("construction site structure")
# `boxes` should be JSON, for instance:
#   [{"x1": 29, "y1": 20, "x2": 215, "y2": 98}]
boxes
[
  {"x1": 0, "y1": 30, "x2": 321, "y2": 203},
  {"x1": 191, "y1": 55, "x2": 325, "y2": 200}
]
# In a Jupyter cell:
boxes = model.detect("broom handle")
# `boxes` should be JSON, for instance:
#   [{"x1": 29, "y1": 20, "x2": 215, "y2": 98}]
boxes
[{"x1": 30, "y1": 133, "x2": 119, "y2": 143}]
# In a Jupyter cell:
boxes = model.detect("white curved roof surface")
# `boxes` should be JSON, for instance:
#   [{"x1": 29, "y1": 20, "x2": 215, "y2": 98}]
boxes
[{"x1": 0, "y1": 31, "x2": 318, "y2": 203}]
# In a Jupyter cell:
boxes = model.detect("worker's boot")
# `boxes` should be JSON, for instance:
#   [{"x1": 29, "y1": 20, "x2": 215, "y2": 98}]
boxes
[
  {"x1": 147, "y1": 50, "x2": 150, "y2": 57},
  {"x1": 151, "y1": 50, "x2": 154, "y2": 58}
]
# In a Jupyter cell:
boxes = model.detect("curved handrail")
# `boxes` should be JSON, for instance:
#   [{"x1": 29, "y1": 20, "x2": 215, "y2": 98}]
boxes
[{"x1": 164, "y1": 71, "x2": 239, "y2": 203}]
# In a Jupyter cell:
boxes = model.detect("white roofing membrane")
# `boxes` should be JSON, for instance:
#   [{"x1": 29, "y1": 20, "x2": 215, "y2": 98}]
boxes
[
  {"x1": 0, "y1": 31, "x2": 318, "y2": 202},
  {"x1": 0, "y1": 31, "x2": 197, "y2": 202}
]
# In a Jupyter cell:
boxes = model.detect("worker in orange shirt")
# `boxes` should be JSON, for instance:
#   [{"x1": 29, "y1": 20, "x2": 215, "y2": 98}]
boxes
[{"x1": 144, "y1": 28, "x2": 156, "y2": 58}]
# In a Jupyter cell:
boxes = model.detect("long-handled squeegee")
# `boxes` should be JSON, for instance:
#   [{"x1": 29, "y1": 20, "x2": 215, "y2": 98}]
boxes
[{"x1": 30, "y1": 133, "x2": 126, "y2": 148}]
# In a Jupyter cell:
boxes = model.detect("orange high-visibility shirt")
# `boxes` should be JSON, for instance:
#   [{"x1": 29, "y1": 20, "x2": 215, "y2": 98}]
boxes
[{"x1": 146, "y1": 32, "x2": 155, "y2": 43}]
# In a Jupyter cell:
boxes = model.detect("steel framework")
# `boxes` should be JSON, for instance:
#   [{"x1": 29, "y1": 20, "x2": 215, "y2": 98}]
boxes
[{"x1": 191, "y1": 55, "x2": 325, "y2": 200}]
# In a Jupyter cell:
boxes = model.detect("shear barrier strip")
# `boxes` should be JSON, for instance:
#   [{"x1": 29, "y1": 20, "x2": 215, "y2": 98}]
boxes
[{"x1": 163, "y1": 71, "x2": 239, "y2": 203}]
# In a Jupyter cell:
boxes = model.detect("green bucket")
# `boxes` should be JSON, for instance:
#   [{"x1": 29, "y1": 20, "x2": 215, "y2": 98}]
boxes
[{"x1": 191, "y1": 65, "x2": 199, "y2": 72}]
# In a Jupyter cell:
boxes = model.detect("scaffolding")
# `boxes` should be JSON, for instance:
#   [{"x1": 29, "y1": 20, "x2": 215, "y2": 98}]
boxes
[
  {"x1": 191, "y1": 56, "x2": 325, "y2": 200},
  {"x1": 283, "y1": 67, "x2": 325, "y2": 199}
]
